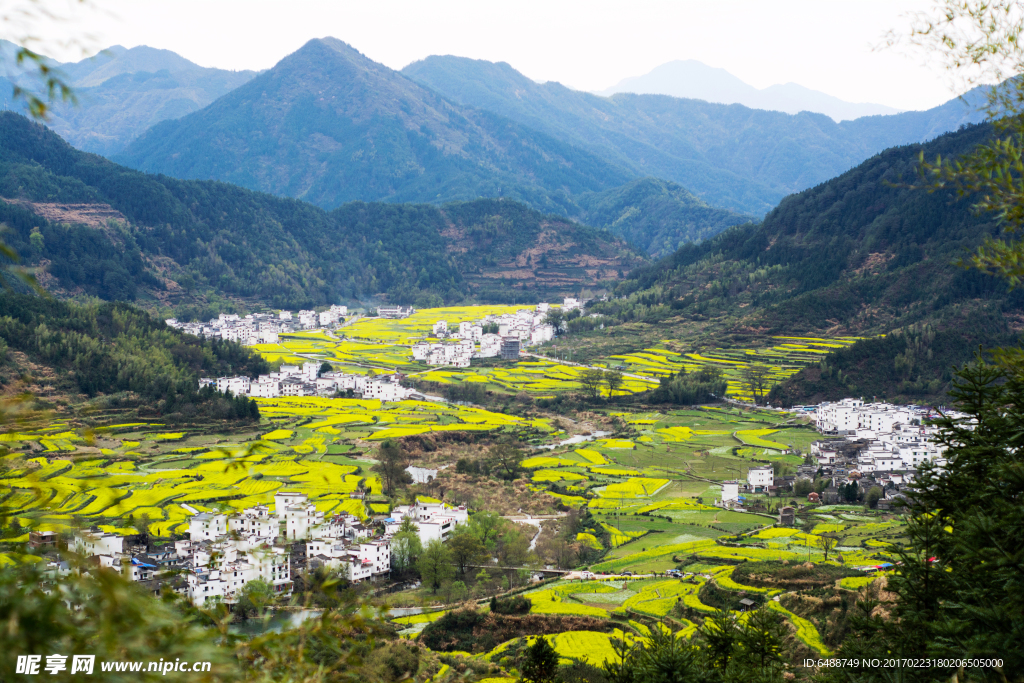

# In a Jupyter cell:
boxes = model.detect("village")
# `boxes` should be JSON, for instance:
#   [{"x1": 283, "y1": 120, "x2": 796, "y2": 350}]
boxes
[
  {"x1": 717, "y1": 398, "x2": 955, "y2": 519},
  {"x1": 188, "y1": 300, "x2": 577, "y2": 399},
  {"x1": 30, "y1": 486, "x2": 471, "y2": 607}
]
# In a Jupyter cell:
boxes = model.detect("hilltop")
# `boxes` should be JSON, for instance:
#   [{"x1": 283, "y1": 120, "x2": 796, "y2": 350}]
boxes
[
  {"x1": 114, "y1": 38, "x2": 633, "y2": 216},
  {"x1": 0, "y1": 41, "x2": 256, "y2": 156}
]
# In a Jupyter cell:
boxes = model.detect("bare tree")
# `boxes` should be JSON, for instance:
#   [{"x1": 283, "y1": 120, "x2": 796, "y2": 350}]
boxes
[
  {"x1": 372, "y1": 439, "x2": 411, "y2": 496},
  {"x1": 489, "y1": 442, "x2": 523, "y2": 480},
  {"x1": 817, "y1": 534, "x2": 839, "y2": 562}
]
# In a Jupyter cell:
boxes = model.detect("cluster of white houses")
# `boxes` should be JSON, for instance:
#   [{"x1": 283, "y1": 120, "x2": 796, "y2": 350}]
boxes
[
  {"x1": 166, "y1": 306, "x2": 348, "y2": 345},
  {"x1": 412, "y1": 301, "x2": 568, "y2": 367},
  {"x1": 66, "y1": 490, "x2": 469, "y2": 606},
  {"x1": 717, "y1": 399, "x2": 956, "y2": 510},
  {"x1": 201, "y1": 361, "x2": 419, "y2": 402}
]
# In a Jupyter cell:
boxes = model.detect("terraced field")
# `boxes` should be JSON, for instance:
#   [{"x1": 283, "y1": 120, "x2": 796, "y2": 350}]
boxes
[
  {"x1": 250, "y1": 310, "x2": 859, "y2": 402},
  {"x1": 0, "y1": 398, "x2": 554, "y2": 538},
  {"x1": 602, "y1": 337, "x2": 862, "y2": 402}
]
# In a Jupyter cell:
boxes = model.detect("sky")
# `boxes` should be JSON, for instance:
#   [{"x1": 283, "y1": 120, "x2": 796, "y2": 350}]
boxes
[{"x1": 13, "y1": 0, "x2": 967, "y2": 112}]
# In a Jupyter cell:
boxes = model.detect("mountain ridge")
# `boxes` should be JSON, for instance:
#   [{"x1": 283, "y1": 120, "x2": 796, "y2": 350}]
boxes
[
  {"x1": 114, "y1": 38, "x2": 636, "y2": 217},
  {"x1": 596, "y1": 59, "x2": 901, "y2": 121},
  {"x1": 0, "y1": 40, "x2": 257, "y2": 156},
  {"x1": 402, "y1": 55, "x2": 988, "y2": 215}
]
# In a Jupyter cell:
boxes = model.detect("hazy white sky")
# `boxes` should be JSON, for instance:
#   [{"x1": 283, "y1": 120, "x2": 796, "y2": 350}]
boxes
[{"x1": 21, "y1": 0, "x2": 965, "y2": 111}]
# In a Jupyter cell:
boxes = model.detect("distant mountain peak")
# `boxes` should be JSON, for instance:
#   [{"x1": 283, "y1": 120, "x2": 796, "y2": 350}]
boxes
[{"x1": 598, "y1": 60, "x2": 902, "y2": 121}]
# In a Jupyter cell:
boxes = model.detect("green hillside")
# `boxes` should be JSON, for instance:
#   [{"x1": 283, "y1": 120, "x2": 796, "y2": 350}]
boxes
[
  {"x1": 585, "y1": 123, "x2": 1023, "y2": 403},
  {"x1": 576, "y1": 177, "x2": 753, "y2": 257},
  {"x1": 0, "y1": 112, "x2": 641, "y2": 310},
  {"x1": 0, "y1": 41, "x2": 256, "y2": 157},
  {"x1": 0, "y1": 292, "x2": 266, "y2": 422}
]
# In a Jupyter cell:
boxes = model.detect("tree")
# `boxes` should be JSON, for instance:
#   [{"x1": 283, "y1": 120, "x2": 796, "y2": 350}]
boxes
[
  {"x1": 698, "y1": 609, "x2": 737, "y2": 672},
  {"x1": 417, "y1": 539, "x2": 454, "y2": 593},
  {"x1": 496, "y1": 525, "x2": 530, "y2": 587},
  {"x1": 235, "y1": 578, "x2": 275, "y2": 618},
  {"x1": 578, "y1": 368, "x2": 606, "y2": 399},
  {"x1": 817, "y1": 533, "x2": 838, "y2": 562},
  {"x1": 823, "y1": 362, "x2": 1024, "y2": 682},
  {"x1": 631, "y1": 626, "x2": 698, "y2": 683},
  {"x1": 391, "y1": 521, "x2": 423, "y2": 575},
  {"x1": 488, "y1": 442, "x2": 523, "y2": 480},
  {"x1": 605, "y1": 370, "x2": 624, "y2": 398},
  {"x1": 543, "y1": 309, "x2": 565, "y2": 333},
  {"x1": 448, "y1": 529, "x2": 485, "y2": 576},
  {"x1": 319, "y1": 362, "x2": 333, "y2": 375},
  {"x1": 441, "y1": 580, "x2": 468, "y2": 605},
  {"x1": 520, "y1": 636, "x2": 560, "y2": 683},
  {"x1": 865, "y1": 485, "x2": 884, "y2": 509},
  {"x1": 468, "y1": 510, "x2": 507, "y2": 550},
  {"x1": 793, "y1": 478, "x2": 814, "y2": 496},
  {"x1": 899, "y1": 0, "x2": 1024, "y2": 289},
  {"x1": 373, "y1": 439, "x2": 411, "y2": 496},
  {"x1": 743, "y1": 364, "x2": 773, "y2": 404},
  {"x1": 735, "y1": 606, "x2": 786, "y2": 677}
]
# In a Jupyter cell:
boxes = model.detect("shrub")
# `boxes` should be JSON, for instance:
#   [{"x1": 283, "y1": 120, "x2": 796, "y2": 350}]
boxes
[{"x1": 491, "y1": 595, "x2": 532, "y2": 615}]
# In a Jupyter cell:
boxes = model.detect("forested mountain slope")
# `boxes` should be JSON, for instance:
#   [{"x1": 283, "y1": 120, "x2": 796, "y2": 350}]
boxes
[
  {"x1": 0, "y1": 293, "x2": 266, "y2": 421},
  {"x1": 0, "y1": 113, "x2": 641, "y2": 309},
  {"x1": 402, "y1": 55, "x2": 988, "y2": 215},
  {"x1": 592, "y1": 123, "x2": 1022, "y2": 401},
  {"x1": 114, "y1": 38, "x2": 634, "y2": 216},
  {"x1": 0, "y1": 41, "x2": 256, "y2": 156},
  {"x1": 575, "y1": 178, "x2": 752, "y2": 257}
]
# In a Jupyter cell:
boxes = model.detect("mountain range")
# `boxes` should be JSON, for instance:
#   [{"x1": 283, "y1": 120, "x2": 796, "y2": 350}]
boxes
[
  {"x1": 0, "y1": 38, "x2": 996, "y2": 258},
  {"x1": 402, "y1": 55, "x2": 987, "y2": 215},
  {"x1": 0, "y1": 40, "x2": 256, "y2": 157},
  {"x1": 0, "y1": 112, "x2": 641, "y2": 310},
  {"x1": 596, "y1": 60, "x2": 901, "y2": 121}
]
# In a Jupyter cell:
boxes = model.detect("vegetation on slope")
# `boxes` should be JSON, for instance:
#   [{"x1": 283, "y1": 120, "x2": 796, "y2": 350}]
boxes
[
  {"x1": 0, "y1": 41, "x2": 257, "y2": 157},
  {"x1": 0, "y1": 292, "x2": 265, "y2": 421},
  {"x1": 0, "y1": 112, "x2": 641, "y2": 309},
  {"x1": 580, "y1": 123, "x2": 1023, "y2": 401},
  {"x1": 403, "y1": 54, "x2": 986, "y2": 215},
  {"x1": 575, "y1": 178, "x2": 753, "y2": 257}
]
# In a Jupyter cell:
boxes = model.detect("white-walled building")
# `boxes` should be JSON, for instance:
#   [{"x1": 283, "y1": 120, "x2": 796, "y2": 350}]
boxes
[
  {"x1": 717, "y1": 481, "x2": 740, "y2": 507},
  {"x1": 385, "y1": 499, "x2": 469, "y2": 545},
  {"x1": 75, "y1": 530, "x2": 124, "y2": 558},
  {"x1": 747, "y1": 466, "x2": 774, "y2": 492},
  {"x1": 189, "y1": 513, "x2": 228, "y2": 542}
]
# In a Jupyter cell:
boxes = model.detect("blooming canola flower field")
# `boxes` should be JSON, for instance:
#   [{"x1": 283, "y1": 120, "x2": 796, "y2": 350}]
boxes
[
  {"x1": 0, "y1": 397, "x2": 554, "y2": 538},
  {"x1": 603, "y1": 337, "x2": 862, "y2": 402}
]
